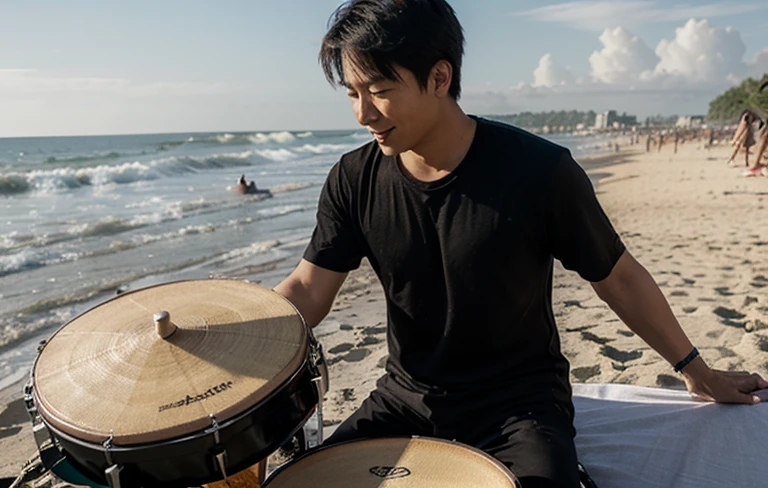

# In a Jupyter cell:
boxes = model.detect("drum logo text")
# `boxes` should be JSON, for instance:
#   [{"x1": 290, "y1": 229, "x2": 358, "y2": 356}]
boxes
[
  {"x1": 158, "y1": 381, "x2": 234, "y2": 413},
  {"x1": 369, "y1": 466, "x2": 411, "y2": 479}
]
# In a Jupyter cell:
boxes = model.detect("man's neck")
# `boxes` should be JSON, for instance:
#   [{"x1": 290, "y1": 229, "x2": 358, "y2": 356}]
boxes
[{"x1": 399, "y1": 106, "x2": 477, "y2": 183}]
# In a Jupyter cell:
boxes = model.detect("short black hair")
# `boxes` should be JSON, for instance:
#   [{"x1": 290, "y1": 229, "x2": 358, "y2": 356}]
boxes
[{"x1": 319, "y1": 0, "x2": 465, "y2": 99}]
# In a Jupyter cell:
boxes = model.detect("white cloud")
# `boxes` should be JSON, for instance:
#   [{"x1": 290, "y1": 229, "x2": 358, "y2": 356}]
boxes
[
  {"x1": 749, "y1": 49, "x2": 768, "y2": 78},
  {"x1": 513, "y1": 1, "x2": 768, "y2": 31},
  {"x1": 588, "y1": 27, "x2": 658, "y2": 84},
  {"x1": 0, "y1": 69, "x2": 244, "y2": 96},
  {"x1": 467, "y1": 17, "x2": 765, "y2": 118},
  {"x1": 652, "y1": 19, "x2": 747, "y2": 84},
  {"x1": 532, "y1": 53, "x2": 574, "y2": 87}
]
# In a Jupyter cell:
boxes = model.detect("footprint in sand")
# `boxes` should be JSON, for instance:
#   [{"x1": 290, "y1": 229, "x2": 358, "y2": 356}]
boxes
[
  {"x1": 328, "y1": 343, "x2": 355, "y2": 354},
  {"x1": 563, "y1": 300, "x2": 587, "y2": 309},
  {"x1": 341, "y1": 349, "x2": 371, "y2": 363},
  {"x1": 713, "y1": 306, "x2": 748, "y2": 328},
  {"x1": 617, "y1": 330, "x2": 635, "y2": 337},
  {"x1": 363, "y1": 326, "x2": 387, "y2": 335},
  {"x1": 713, "y1": 307, "x2": 746, "y2": 320},
  {"x1": 683, "y1": 307, "x2": 698, "y2": 314},
  {"x1": 357, "y1": 336, "x2": 382, "y2": 347},
  {"x1": 669, "y1": 291, "x2": 689, "y2": 297},
  {"x1": 565, "y1": 324, "x2": 597, "y2": 333},
  {"x1": 581, "y1": 331, "x2": 614, "y2": 345},
  {"x1": 707, "y1": 329, "x2": 725, "y2": 339},
  {"x1": 716, "y1": 347, "x2": 737, "y2": 358},
  {"x1": 714, "y1": 287, "x2": 734, "y2": 296},
  {"x1": 751, "y1": 276, "x2": 768, "y2": 289},
  {"x1": 600, "y1": 345, "x2": 643, "y2": 363},
  {"x1": 571, "y1": 365, "x2": 600, "y2": 382}
]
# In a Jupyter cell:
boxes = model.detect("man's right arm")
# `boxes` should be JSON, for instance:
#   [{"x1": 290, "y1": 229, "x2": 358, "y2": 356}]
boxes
[{"x1": 273, "y1": 259, "x2": 348, "y2": 328}]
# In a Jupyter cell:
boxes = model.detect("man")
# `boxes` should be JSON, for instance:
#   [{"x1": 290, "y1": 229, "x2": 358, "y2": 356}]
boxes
[{"x1": 274, "y1": 1, "x2": 768, "y2": 486}]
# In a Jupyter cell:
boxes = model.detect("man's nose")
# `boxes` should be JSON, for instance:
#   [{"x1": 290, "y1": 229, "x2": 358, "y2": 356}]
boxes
[{"x1": 355, "y1": 96, "x2": 380, "y2": 126}]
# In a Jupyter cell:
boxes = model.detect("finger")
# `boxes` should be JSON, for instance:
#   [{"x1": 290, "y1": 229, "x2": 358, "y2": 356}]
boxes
[
  {"x1": 727, "y1": 390, "x2": 760, "y2": 405},
  {"x1": 743, "y1": 373, "x2": 768, "y2": 392},
  {"x1": 752, "y1": 373, "x2": 768, "y2": 390}
]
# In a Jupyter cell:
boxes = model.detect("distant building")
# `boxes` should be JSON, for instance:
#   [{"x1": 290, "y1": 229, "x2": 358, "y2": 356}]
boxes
[
  {"x1": 594, "y1": 110, "x2": 618, "y2": 129},
  {"x1": 676, "y1": 115, "x2": 705, "y2": 129}
]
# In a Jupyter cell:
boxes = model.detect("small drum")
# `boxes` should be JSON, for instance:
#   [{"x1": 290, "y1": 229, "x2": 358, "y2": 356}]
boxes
[
  {"x1": 25, "y1": 280, "x2": 327, "y2": 488},
  {"x1": 263, "y1": 437, "x2": 519, "y2": 487}
]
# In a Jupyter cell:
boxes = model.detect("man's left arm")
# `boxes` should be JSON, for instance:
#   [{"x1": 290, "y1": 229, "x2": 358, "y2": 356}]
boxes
[{"x1": 591, "y1": 250, "x2": 768, "y2": 404}]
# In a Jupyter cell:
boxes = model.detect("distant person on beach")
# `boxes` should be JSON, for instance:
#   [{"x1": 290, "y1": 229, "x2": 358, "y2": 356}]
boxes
[
  {"x1": 727, "y1": 110, "x2": 761, "y2": 168},
  {"x1": 273, "y1": 1, "x2": 768, "y2": 486},
  {"x1": 673, "y1": 129, "x2": 680, "y2": 154},
  {"x1": 233, "y1": 174, "x2": 271, "y2": 196}
]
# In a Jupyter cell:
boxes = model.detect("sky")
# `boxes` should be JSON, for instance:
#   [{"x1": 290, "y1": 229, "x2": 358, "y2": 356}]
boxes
[{"x1": 1, "y1": 0, "x2": 768, "y2": 137}]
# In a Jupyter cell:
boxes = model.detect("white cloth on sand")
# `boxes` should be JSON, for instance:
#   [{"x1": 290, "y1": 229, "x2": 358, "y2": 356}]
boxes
[{"x1": 573, "y1": 383, "x2": 768, "y2": 488}]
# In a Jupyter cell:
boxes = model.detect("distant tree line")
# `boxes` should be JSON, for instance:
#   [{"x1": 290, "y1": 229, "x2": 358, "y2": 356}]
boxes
[
  {"x1": 707, "y1": 76, "x2": 768, "y2": 123},
  {"x1": 487, "y1": 110, "x2": 597, "y2": 130},
  {"x1": 486, "y1": 110, "x2": 645, "y2": 131}
]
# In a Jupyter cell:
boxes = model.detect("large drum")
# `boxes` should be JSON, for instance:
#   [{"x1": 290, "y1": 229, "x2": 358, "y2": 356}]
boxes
[
  {"x1": 263, "y1": 437, "x2": 520, "y2": 487},
  {"x1": 25, "y1": 280, "x2": 326, "y2": 488}
]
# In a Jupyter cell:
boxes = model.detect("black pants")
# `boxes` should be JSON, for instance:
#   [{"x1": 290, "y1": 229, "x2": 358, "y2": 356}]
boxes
[{"x1": 324, "y1": 386, "x2": 580, "y2": 488}]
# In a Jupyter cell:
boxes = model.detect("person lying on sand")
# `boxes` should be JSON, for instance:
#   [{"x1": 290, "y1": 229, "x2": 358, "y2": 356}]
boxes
[
  {"x1": 233, "y1": 174, "x2": 272, "y2": 196},
  {"x1": 273, "y1": 2, "x2": 768, "y2": 486}
]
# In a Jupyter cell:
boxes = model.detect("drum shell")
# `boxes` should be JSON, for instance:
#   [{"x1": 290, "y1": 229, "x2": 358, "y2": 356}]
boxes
[{"x1": 39, "y1": 357, "x2": 319, "y2": 488}]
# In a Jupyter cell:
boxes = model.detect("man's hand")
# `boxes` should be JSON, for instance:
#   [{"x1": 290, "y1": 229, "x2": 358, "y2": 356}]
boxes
[
  {"x1": 681, "y1": 357, "x2": 768, "y2": 404},
  {"x1": 593, "y1": 251, "x2": 768, "y2": 405}
]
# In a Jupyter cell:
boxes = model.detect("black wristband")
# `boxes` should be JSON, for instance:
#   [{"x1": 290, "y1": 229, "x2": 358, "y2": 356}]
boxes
[{"x1": 673, "y1": 347, "x2": 699, "y2": 373}]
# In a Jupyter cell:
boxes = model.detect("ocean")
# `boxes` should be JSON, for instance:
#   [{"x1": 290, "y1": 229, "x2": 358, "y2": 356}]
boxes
[{"x1": 0, "y1": 125, "x2": 617, "y2": 391}]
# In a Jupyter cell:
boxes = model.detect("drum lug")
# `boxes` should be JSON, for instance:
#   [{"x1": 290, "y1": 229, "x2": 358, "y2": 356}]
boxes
[
  {"x1": 311, "y1": 376, "x2": 324, "y2": 446},
  {"x1": 206, "y1": 413, "x2": 222, "y2": 444},
  {"x1": 102, "y1": 432, "x2": 126, "y2": 488},
  {"x1": 24, "y1": 380, "x2": 57, "y2": 456},
  {"x1": 23, "y1": 380, "x2": 39, "y2": 424},
  {"x1": 214, "y1": 450, "x2": 229, "y2": 483},
  {"x1": 104, "y1": 463, "x2": 124, "y2": 488},
  {"x1": 103, "y1": 430, "x2": 115, "y2": 465},
  {"x1": 207, "y1": 414, "x2": 230, "y2": 484}
]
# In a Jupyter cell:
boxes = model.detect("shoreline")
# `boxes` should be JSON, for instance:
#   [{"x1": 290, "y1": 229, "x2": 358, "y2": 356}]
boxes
[{"x1": 3, "y1": 141, "x2": 767, "y2": 479}]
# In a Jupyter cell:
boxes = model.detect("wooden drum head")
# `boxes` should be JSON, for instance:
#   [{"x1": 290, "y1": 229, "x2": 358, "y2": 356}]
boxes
[
  {"x1": 265, "y1": 437, "x2": 519, "y2": 488},
  {"x1": 33, "y1": 280, "x2": 307, "y2": 446}
]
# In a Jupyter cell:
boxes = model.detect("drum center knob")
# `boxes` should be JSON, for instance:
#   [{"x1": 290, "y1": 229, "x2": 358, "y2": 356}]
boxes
[{"x1": 154, "y1": 310, "x2": 178, "y2": 339}]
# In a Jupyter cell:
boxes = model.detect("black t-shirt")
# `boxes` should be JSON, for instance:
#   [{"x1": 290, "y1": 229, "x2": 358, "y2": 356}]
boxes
[{"x1": 304, "y1": 117, "x2": 625, "y2": 424}]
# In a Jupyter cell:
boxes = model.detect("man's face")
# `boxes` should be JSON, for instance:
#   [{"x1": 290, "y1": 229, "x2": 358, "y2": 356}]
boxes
[{"x1": 343, "y1": 61, "x2": 439, "y2": 156}]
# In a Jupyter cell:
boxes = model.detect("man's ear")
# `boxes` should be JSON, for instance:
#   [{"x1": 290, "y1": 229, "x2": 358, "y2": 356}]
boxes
[{"x1": 430, "y1": 60, "x2": 453, "y2": 98}]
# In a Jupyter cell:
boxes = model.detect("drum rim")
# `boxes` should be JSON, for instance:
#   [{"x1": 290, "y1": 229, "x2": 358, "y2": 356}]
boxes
[
  {"x1": 31, "y1": 278, "x2": 310, "y2": 445},
  {"x1": 263, "y1": 435, "x2": 520, "y2": 487},
  {"x1": 34, "y1": 351, "x2": 316, "y2": 453}
]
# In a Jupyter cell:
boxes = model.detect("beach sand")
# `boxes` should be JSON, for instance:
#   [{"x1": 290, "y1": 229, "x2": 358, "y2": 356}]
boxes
[{"x1": 1, "y1": 141, "x2": 767, "y2": 480}]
